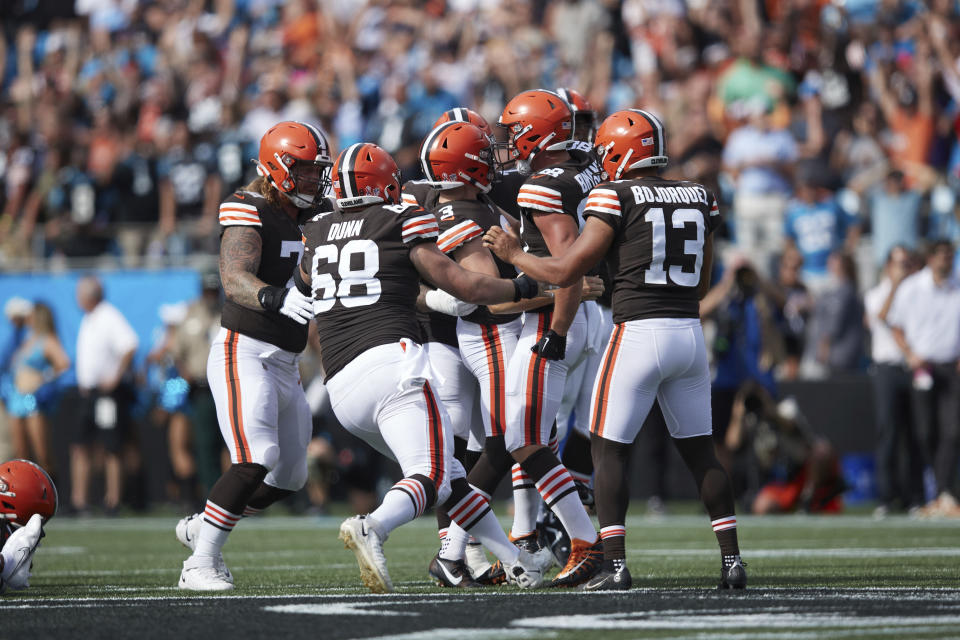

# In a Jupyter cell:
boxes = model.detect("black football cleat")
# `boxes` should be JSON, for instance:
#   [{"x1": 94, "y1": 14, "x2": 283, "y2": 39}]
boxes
[
  {"x1": 428, "y1": 554, "x2": 482, "y2": 588},
  {"x1": 548, "y1": 537, "x2": 603, "y2": 587},
  {"x1": 581, "y1": 559, "x2": 632, "y2": 591},
  {"x1": 718, "y1": 556, "x2": 747, "y2": 590},
  {"x1": 474, "y1": 560, "x2": 507, "y2": 585}
]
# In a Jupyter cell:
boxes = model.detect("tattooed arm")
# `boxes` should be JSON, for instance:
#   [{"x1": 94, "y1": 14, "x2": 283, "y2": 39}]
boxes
[{"x1": 219, "y1": 226, "x2": 266, "y2": 309}]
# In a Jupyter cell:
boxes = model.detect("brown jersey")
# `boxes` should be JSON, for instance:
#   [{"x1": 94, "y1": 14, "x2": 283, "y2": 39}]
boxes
[
  {"x1": 217, "y1": 190, "x2": 309, "y2": 353},
  {"x1": 435, "y1": 198, "x2": 521, "y2": 326},
  {"x1": 516, "y1": 153, "x2": 604, "y2": 259},
  {"x1": 582, "y1": 177, "x2": 722, "y2": 322},
  {"x1": 402, "y1": 180, "x2": 458, "y2": 348},
  {"x1": 301, "y1": 201, "x2": 438, "y2": 381}
]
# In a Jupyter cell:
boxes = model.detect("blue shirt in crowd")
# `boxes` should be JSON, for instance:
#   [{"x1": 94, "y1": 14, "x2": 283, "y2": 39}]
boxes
[
  {"x1": 784, "y1": 197, "x2": 858, "y2": 278},
  {"x1": 868, "y1": 187, "x2": 921, "y2": 266}
]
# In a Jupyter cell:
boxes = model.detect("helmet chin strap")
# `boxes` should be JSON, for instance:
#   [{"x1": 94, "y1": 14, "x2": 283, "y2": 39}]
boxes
[{"x1": 281, "y1": 189, "x2": 315, "y2": 209}]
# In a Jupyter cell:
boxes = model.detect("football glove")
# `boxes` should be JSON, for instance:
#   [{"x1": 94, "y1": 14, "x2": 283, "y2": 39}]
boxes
[
  {"x1": 531, "y1": 330, "x2": 566, "y2": 360},
  {"x1": 258, "y1": 285, "x2": 314, "y2": 325},
  {"x1": 424, "y1": 289, "x2": 478, "y2": 317},
  {"x1": 0, "y1": 513, "x2": 44, "y2": 593}
]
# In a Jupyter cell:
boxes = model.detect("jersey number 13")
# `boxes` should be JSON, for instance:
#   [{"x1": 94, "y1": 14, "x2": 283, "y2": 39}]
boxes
[{"x1": 643, "y1": 207, "x2": 705, "y2": 288}]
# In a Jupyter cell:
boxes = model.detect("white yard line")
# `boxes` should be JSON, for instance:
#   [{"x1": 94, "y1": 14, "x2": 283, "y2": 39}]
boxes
[{"x1": 4, "y1": 587, "x2": 960, "y2": 607}]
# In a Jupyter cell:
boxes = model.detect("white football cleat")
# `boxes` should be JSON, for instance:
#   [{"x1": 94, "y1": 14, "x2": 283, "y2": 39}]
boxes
[
  {"x1": 0, "y1": 513, "x2": 44, "y2": 593},
  {"x1": 175, "y1": 513, "x2": 201, "y2": 551},
  {"x1": 175, "y1": 514, "x2": 233, "y2": 582},
  {"x1": 339, "y1": 515, "x2": 392, "y2": 593},
  {"x1": 178, "y1": 554, "x2": 234, "y2": 591},
  {"x1": 505, "y1": 549, "x2": 544, "y2": 589}
]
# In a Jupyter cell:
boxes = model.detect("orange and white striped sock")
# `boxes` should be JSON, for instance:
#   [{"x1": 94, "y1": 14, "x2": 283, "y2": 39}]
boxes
[{"x1": 194, "y1": 501, "x2": 242, "y2": 560}]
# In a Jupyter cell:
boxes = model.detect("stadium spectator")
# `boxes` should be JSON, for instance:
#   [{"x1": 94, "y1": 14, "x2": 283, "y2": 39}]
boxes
[
  {"x1": 701, "y1": 257, "x2": 782, "y2": 464},
  {"x1": 146, "y1": 302, "x2": 197, "y2": 510},
  {"x1": 156, "y1": 121, "x2": 222, "y2": 257},
  {"x1": 866, "y1": 33, "x2": 937, "y2": 190},
  {"x1": 3, "y1": 302, "x2": 70, "y2": 474},
  {"x1": 884, "y1": 240, "x2": 960, "y2": 517},
  {"x1": 783, "y1": 162, "x2": 860, "y2": 293},
  {"x1": 71, "y1": 276, "x2": 139, "y2": 515},
  {"x1": 0, "y1": 299, "x2": 34, "y2": 462},
  {"x1": 803, "y1": 251, "x2": 865, "y2": 377},
  {"x1": 725, "y1": 382, "x2": 843, "y2": 514},
  {"x1": 865, "y1": 245, "x2": 925, "y2": 517},
  {"x1": 169, "y1": 273, "x2": 225, "y2": 495},
  {"x1": 722, "y1": 105, "x2": 798, "y2": 276},
  {"x1": 867, "y1": 170, "x2": 923, "y2": 271},
  {"x1": 773, "y1": 247, "x2": 811, "y2": 381}
]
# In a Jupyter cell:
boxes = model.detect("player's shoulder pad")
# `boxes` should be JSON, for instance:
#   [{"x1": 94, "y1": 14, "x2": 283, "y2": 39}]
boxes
[
  {"x1": 393, "y1": 202, "x2": 439, "y2": 244},
  {"x1": 436, "y1": 201, "x2": 484, "y2": 254},
  {"x1": 518, "y1": 171, "x2": 569, "y2": 214},
  {"x1": 584, "y1": 182, "x2": 624, "y2": 217},
  {"x1": 401, "y1": 180, "x2": 439, "y2": 209},
  {"x1": 218, "y1": 190, "x2": 264, "y2": 227}
]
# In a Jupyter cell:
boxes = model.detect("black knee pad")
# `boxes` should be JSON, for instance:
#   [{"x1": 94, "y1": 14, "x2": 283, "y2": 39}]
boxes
[
  {"x1": 464, "y1": 448, "x2": 482, "y2": 473},
  {"x1": 453, "y1": 436, "x2": 468, "y2": 465},
  {"x1": 518, "y1": 446, "x2": 560, "y2": 482},
  {"x1": 466, "y1": 435, "x2": 512, "y2": 495},
  {"x1": 562, "y1": 430, "x2": 594, "y2": 476},
  {"x1": 208, "y1": 463, "x2": 268, "y2": 514},
  {"x1": 246, "y1": 484, "x2": 295, "y2": 511}
]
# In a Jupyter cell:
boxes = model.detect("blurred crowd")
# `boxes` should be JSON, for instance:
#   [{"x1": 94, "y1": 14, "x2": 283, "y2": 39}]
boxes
[
  {"x1": 1, "y1": 0, "x2": 960, "y2": 515},
  {"x1": 1, "y1": 0, "x2": 958, "y2": 269}
]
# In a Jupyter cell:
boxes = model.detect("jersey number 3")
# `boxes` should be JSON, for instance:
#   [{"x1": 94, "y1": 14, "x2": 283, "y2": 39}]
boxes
[
  {"x1": 644, "y1": 207, "x2": 705, "y2": 287},
  {"x1": 311, "y1": 239, "x2": 381, "y2": 312}
]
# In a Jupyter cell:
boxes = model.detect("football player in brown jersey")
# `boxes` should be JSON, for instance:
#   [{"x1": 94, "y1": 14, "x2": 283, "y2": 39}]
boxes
[
  {"x1": 491, "y1": 89, "x2": 606, "y2": 587},
  {"x1": 299, "y1": 142, "x2": 545, "y2": 593},
  {"x1": 177, "y1": 121, "x2": 333, "y2": 591},
  {"x1": 401, "y1": 111, "x2": 494, "y2": 583},
  {"x1": 420, "y1": 120, "x2": 568, "y2": 583},
  {"x1": 484, "y1": 109, "x2": 747, "y2": 591}
]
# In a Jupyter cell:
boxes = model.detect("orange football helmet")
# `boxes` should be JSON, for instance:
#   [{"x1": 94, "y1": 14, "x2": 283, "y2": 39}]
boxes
[
  {"x1": 432, "y1": 108, "x2": 493, "y2": 137},
  {"x1": 332, "y1": 143, "x2": 402, "y2": 208},
  {"x1": 420, "y1": 121, "x2": 496, "y2": 192},
  {"x1": 556, "y1": 87, "x2": 597, "y2": 142},
  {"x1": 0, "y1": 459, "x2": 57, "y2": 543},
  {"x1": 497, "y1": 90, "x2": 574, "y2": 174},
  {"x1": 594, "y1": 109, "x2": 668, "y2": 180},
  {"x1": 255, "y1": 121, "x2": 333, "y2": 208}
]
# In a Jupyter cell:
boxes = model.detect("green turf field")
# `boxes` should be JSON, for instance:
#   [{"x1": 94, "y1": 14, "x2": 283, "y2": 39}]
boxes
[{"x1": 3, "y1": 510, "x2": 960, "y2": 639}]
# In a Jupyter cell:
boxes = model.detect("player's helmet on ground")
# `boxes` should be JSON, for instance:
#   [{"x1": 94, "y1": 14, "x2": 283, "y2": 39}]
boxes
[
  {"x1": 420, "y1": 121, "x2": 497, "y2": 192},
  {"x1": 432, "y1": 108, "x2": 493, "y2": 138},
  {"x1": 594, "y1": 109, "x2": 668, "y2": 180},
  {"x1": 332, "y1": 143, "x2": 402, "y2": 208},
  {"x1": 255, "y1": 121, "x2": 334, "y2": 209},
  {"x1": 0, "y1": 460, "x2": 57, "y2": 544},
  {"x1": 556, "y1": 88, "x2": 597, "y2": 142},
  {"x1": 496, "y1": 90, "x2": 575, "y2": 175}
]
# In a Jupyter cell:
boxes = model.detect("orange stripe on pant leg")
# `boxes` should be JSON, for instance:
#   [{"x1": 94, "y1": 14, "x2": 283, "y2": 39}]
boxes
[
  {"x1": 225, "y1": 331, "x2": 250, "y2": 463},
  {"x1": 422, "y1": 381, "x2": 445, "y2": 488},
  {"x1": 482, "y1": 325, "x2": 506, "y2": 437},
  {"x1": 591, "y1": 323, "x2": 625, "y2": 439},
  {"x1": 524, "y1": 313, "x2": 549, "y2": 446}
]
